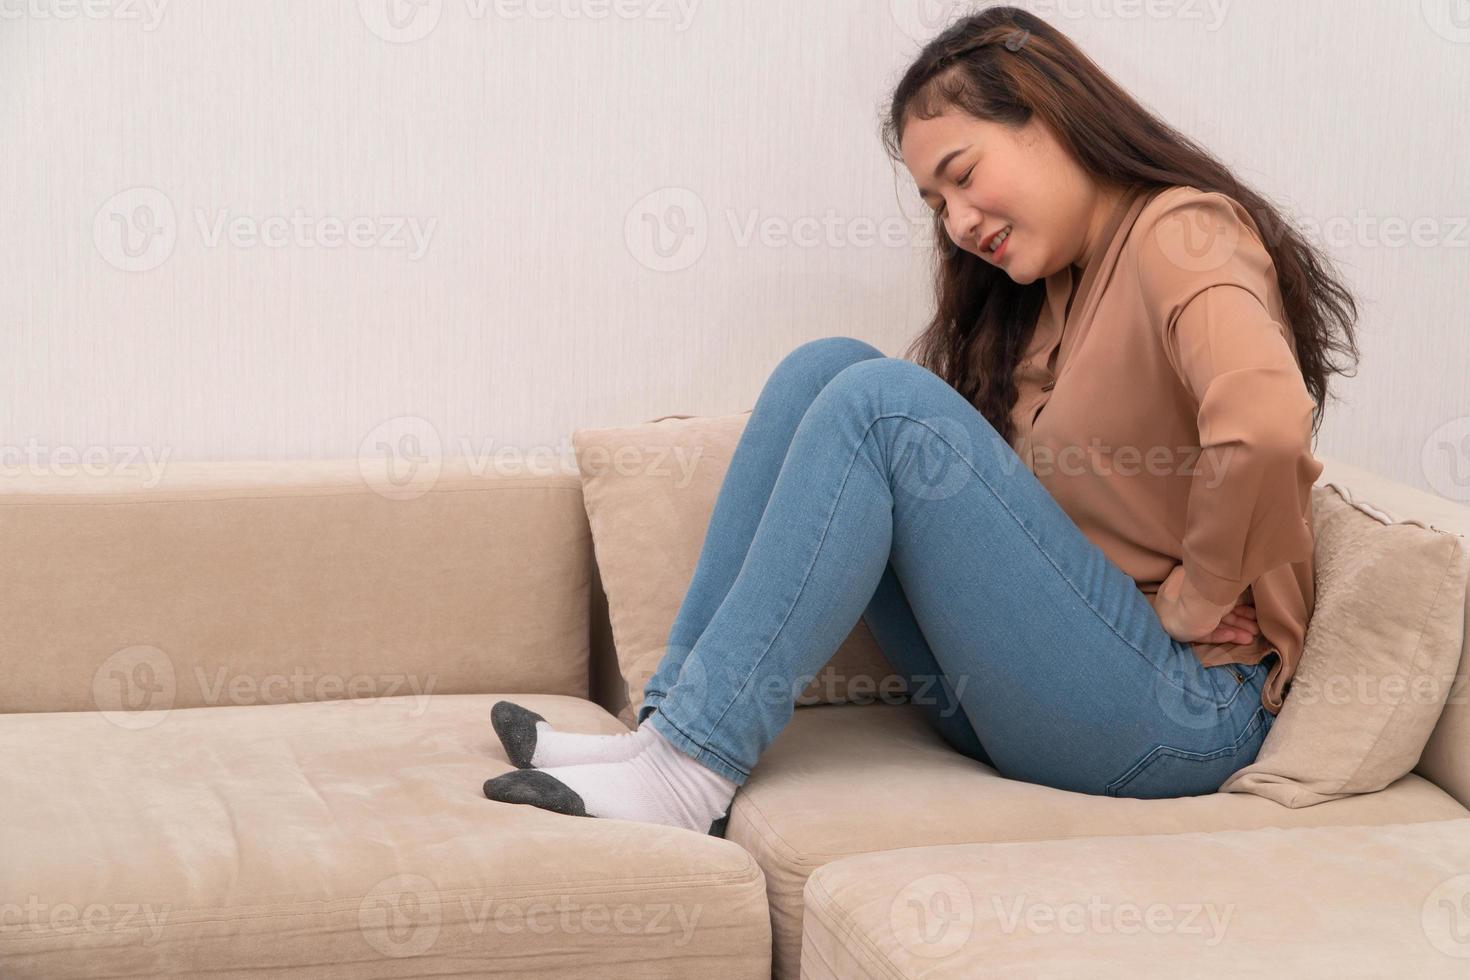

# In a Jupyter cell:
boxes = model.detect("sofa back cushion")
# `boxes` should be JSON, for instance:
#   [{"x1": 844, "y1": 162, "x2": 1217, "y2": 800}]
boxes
[
  {"x1": 573, "y1": 411, "x2": 906, "y2": 729},
  {"x1": 1219, "y1": 475, "x2": 1470, "y2": 806},
  {"x1": 0, "y1": 457, "x2": 591, "y2": 715}
]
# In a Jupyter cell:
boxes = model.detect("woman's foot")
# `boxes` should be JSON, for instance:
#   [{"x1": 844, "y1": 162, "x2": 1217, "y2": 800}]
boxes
[
  {"x1": 483, "y1": 721, "x2": 738, "y2": 835},
  {"x1": 490, "y1": 700, "x2": 648, "y2": 769}
]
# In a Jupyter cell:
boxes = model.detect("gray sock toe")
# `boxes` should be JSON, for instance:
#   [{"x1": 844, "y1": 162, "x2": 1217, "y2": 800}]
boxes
[
  {"x1": 491, "y1": 700, "x2": 546, "y2": 769},
  {"x1": 483, "y1": 769, "x2": 589, "y2": 818}
]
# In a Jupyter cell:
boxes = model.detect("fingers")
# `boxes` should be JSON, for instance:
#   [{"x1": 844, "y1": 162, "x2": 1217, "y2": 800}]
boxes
[
  {"x1": 1218, "y1": 603, "x2": 1260, "y2": 635},
  {"x1": 1205, "y1": 603, "x2": 1262, "y2": 645},
  {"x1": 1217, "y1": 615, "x2": 1258, "y2": 636}
]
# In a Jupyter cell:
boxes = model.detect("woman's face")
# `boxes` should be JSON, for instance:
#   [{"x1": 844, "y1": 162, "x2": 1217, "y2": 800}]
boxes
[{"x1": 899, "y1": 107, "x2": 1118, "y2": 284}]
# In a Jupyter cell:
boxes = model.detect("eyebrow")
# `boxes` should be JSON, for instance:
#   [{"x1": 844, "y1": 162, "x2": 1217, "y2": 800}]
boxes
[{"x1": 916, "y1": 145, "x2": 971, "y2": 199}]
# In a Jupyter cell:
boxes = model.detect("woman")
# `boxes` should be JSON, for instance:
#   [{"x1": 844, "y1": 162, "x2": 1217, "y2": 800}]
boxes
[{"x1": 484, "y1": 6, "x2": 1359, "y2": 834}]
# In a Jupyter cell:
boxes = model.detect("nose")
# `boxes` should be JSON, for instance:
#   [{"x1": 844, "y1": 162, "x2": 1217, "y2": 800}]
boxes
[{"x1": 947, "y1": 201, "x2": 984, "y2": 249}]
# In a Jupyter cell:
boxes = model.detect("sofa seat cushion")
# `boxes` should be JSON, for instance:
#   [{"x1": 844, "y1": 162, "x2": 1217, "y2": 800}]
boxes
[
  {"x1": 0, "y1": 694, "x2": 769, "y2": 979},
  {"x1": 727, "y1": 702, "x2": 1469, "y2": 980},
  {"x1": 801, "y1": 817, "x2": 1470, "y2": 978}
]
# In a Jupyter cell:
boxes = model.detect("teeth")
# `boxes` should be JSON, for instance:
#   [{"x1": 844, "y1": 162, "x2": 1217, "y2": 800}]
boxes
[{"x1": 988, "y1": 226, "x2": 1012, "y2": 252}]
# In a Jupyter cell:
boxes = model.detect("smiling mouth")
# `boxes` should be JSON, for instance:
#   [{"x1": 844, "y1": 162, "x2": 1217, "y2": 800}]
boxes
[
  {"x1": 983, "y1": 225, "x2": 1012, "y2": 255},
  {"x1": 981, "y1": 225, "x2": 1012, "y2": 261}
]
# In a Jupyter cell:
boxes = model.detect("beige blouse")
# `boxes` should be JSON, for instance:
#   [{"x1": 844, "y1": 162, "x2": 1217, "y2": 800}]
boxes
[{"x1": 1009, "y1": 184, "x2": 1322, "y2": 714}]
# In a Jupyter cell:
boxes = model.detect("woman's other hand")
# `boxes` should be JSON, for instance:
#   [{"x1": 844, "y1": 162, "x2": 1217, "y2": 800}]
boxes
[{"x1": 1153, "y1": 564, "x2": 1261, "y2": 645}]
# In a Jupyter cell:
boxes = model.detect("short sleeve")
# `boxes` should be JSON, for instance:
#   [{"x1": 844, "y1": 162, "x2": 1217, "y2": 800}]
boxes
[{"x1": 1137, "y1": 190, "x2": 1323, "y2": 607}]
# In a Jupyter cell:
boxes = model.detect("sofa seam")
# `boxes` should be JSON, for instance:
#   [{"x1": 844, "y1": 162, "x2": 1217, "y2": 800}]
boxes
[
  {"x1": 0, "y1": 861, "x2": 766, "y2": 941},
  {"x1": 801, "y1": 873, "x2": 908, "y2": 980},
  {"x1": 0, "y1": 484, "x2": 585, "y2": 508},
  {"x1": 735, "y1": 797, "x2": 1466, "y2": 876}
]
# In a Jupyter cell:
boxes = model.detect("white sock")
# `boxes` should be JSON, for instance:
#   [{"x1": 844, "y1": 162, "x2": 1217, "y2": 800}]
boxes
[
  {"x1": 530, "y1": 720, "x2": 649, "y2": 768},
  {"x1": 535, "y1": 724, "x2": 738, "y2": 833}
]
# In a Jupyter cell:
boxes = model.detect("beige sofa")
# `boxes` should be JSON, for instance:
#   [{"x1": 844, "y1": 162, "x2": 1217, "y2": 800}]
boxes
[{"x1": 2, "y1": 452, "x2": 1468, "y2": 978}]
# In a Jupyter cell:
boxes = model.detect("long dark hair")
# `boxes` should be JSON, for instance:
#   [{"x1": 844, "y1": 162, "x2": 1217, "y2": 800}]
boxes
[{"x1": 881, "y1": 6, "x2": 1359, "y2": 447}]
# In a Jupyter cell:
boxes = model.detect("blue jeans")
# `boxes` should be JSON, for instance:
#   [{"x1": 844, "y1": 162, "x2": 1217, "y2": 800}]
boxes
[{"x1": 638, "y1": 337, "x2": 1276, "y2": 799}]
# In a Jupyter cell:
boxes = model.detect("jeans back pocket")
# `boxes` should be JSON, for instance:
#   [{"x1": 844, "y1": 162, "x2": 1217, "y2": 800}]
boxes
[{"x1": 1104, "y1": 704, "x2": 1273, "y2": 800}]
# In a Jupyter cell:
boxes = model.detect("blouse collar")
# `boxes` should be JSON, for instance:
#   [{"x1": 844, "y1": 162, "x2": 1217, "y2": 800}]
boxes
[{"x1": 1034, "y1": 185, "x2": 1157, "y2": 363}]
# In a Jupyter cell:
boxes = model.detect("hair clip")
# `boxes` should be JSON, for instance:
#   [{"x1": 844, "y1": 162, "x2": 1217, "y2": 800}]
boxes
[{"x1": 1003, "y1": 29, "x2": 1030, "y2": 52}]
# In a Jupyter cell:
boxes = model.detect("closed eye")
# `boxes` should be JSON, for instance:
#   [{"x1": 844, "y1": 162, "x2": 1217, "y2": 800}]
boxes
[{"x1": 933, "y1": 166, "x2": 975, "y2": 217}]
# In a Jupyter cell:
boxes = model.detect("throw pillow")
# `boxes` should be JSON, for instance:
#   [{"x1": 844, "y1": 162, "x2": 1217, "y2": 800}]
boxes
[
  {"x1": 1218, "y1": 482, "x2": 1469, "y2": 806},
  {"x1": 573, "y1": 410, "x2": 908, "y2": 729}
]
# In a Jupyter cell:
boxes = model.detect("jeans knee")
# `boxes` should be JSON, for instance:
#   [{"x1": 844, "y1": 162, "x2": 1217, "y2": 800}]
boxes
[
  {"x1": 776, "y1": 336, "x2": 885, "y2": 389},
  {"x1": 822, "y1": 355, "x2": 939, "y2": 401},
  {"x1": 814, "y1": 358, "x2": 1001, "y2": 445}
]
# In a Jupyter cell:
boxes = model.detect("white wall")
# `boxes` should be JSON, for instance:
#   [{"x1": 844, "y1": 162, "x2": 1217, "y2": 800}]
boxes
[{"x1": 2, "y1": 0, "x2": 1467, "y2": 498}]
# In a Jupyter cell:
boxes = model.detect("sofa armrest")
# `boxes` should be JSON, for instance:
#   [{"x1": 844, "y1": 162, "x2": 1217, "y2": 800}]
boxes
[
  {"x1": 801, "y1": 818, "x2": 1470, "y2": 978},
  {"x1": 1315, "y1": 454, "x2": 1470, "y2": 808}
]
